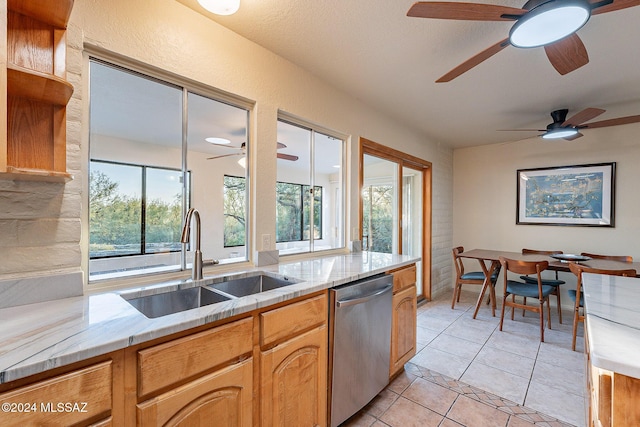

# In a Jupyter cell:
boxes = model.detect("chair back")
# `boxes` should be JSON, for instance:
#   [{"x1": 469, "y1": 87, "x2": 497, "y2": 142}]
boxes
[
  {"x1": 580, "y1": 252, "x2": 633, "y2": 263},
  {"x1": 500, "y1": 257, "x2": 548, "y2": 276},
  {"x1": 452, "y1": 246, "x2": 465, "y2": 278},
  {"x1": 522, "y1": 248, "x2": 563, "y2": 256},
  {"x1": 569, "y1": 262, "x2": 636, "y2": 284}
]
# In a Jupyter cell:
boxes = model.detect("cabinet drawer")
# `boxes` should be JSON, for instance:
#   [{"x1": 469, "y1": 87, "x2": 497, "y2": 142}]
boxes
[
  {"x1": 391, "y1": 264, "x2": 416, "y2": 293},
  {"x1": 260, "y1": 294, "x2": 327, "y2": 347},
  {"x1": 0, "y1": 361, "x2": 112, "y2": 426},
  {"x1": 138, "y1": 317, "x2": 253, "y2": 397}
]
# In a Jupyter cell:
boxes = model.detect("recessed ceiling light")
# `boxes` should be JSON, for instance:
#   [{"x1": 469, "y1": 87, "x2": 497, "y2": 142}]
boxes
[
  {"x1": 333, "y1": 165, "x2": 340, "y2": 168},
  {"x1": 197, "y1": 0, "x2": 240, "y2": 16},
  {"x1": 205, "y1": 137, "x2": 231, "y2": 145}
]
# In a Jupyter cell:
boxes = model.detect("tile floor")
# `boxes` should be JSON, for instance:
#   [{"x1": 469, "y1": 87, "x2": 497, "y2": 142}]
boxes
[{"x1": 342, "y1": 290, "x2": 587, "y2": 427}]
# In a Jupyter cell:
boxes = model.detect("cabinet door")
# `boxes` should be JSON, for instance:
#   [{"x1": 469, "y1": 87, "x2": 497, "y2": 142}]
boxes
[
  {"x1": 260, "y1": 326, "x2": 327, "y2": 427},
  {"x1": 137, "y1": 358, "x2": 252, "y2": 427},
  {"x1": 390, "y1": 284, "x2": 417, "y2": 377}
]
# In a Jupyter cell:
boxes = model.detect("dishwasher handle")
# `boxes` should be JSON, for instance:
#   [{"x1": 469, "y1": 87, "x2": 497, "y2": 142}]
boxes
[{"x1": 336, "y1": 284, "x2": 393, "y2": 308}]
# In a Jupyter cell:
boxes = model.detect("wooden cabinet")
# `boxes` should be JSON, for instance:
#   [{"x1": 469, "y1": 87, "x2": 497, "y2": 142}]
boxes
[
  {"x1": 389, "y1": 264, "x2": 417, "y2": 378},
  {"x1": 586, "y1": 324, "x2": 640, "y2": 427},
  {"x1": 0, "y1": 355, "x2": 123, "y2": 427},
  {"x1": 136, "y1": 317, "x2": 254, "y2": 426},
  {"x1": 259, "y1": 294, "x2": 328, "y2": 427},
  {"x1": 2, "y1": 0, "x2": 74, "y2": 181}
]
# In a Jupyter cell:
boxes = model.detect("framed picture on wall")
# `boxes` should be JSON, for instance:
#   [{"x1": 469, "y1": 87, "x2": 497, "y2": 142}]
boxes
[{"x1": 516, "y1": 162, "x2": 616, "y2": 227}]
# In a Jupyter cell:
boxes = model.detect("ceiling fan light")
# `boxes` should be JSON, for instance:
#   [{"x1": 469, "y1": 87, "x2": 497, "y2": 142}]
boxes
[
  {"x1": 197, "y1": 0, "x2": 240, "y2": 16},
  {"x1": 205, "y1": 137, "x2": 230, "y2": 144},
  {"x1": 237, "y1": 156, "x2": 247, "y2": 168},
  {"x1": 542, "y1": 128, "x2": 578, "y2": 139},
  {"x1": 509, "y1": 1, "x2": 591, "y2": 48}
]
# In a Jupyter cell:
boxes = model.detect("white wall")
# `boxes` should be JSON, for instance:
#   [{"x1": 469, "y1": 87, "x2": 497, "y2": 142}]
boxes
[
  {"x1": 453, "y1": 123, "x2": 640, "y2": 305},
  {"x1": 0, "y1": 0, "x2": 454, "y2": 300}
]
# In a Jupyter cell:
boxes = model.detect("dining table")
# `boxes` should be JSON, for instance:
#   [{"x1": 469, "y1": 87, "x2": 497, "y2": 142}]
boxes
[{"x1": 458, "y1": 249, "x2": 640, "y2": 319}]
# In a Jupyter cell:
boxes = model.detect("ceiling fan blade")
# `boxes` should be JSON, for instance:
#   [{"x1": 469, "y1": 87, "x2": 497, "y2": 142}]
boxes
[
  {"x1": 436, "y1": 38, "x2": 510, "y2": 82},
  {"x1": 591, "y1": 0, "x2": 640, "y2": 15},
  {"x1": 544, "y1": 34, "x2": 589, "y2": 75},
  {"x1": 277, "y1": 153, "x2": 299, "y2": 161},
  {"x1": 562, "y1": 108, "x2": 606, "y2": 126},
  {"x1": 563, "y1": 132, "x2": 584, "y2": 141},
  {"x1": 580, "y1": 115, "x2": 640, "y2": 129},
  {"x1": 277, "y1": 142, "x2": 287, "y2": 149},
  {"x1": 206, "y1": 153, "x2": 242, "y2": 160},
  {"x1": 497, "y1": 129, "x2": 546, "y2": 132},
  {"x1": 407, "y1": 2, "x2": 525, "y2": 20}
]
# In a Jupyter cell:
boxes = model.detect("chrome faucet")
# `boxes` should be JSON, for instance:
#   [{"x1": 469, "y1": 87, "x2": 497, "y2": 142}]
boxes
[{"x1": 181, "y1": 208, "x2": 203, "y2": 281}]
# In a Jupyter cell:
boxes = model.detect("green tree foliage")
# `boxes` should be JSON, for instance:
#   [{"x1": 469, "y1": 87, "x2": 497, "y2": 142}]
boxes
[
  {"x1": 362, "y1": 185, "x2": 393, "y2": 253},
  {"x1": 223, "y1": 176, "x2": 246, "y2": 247}
]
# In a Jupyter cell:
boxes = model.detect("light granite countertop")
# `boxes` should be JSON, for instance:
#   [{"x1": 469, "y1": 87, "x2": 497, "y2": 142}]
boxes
[
  {"x1": 583, "y1": 272, "x2": 640, "y2": 379},
  {"x1": 0, "y1": 251, "x2": 417, "y2": 384}
]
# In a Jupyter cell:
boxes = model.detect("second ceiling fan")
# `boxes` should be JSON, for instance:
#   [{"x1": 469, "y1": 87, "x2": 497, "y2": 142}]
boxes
[{"x1": 407, "y1": 0, "x2": 640, "y2": 82}]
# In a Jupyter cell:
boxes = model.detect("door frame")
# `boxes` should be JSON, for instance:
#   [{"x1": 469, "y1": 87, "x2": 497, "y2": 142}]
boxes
[{"x1": 359, "y1": 137, "x2": 432, "y2": 301}]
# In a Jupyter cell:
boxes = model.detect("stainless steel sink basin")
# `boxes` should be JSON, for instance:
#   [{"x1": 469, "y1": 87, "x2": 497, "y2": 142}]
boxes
[
  {"x1": 123, "y1": 286, "x2": 230, "y2": 318},
  {"x1": 208, "y1": 274, "x2": 298, "y2": 297}
]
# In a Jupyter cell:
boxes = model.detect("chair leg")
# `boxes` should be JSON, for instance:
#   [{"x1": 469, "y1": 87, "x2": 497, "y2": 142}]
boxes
[
  {"x1": 572, "y1": 307, "x2": 579, "y2": 351},
  {"x1": 522, "y1": 296, "x2": 527, "y2": 317},
  {"x1": 556, "y1": 288, "x2": 562, "y2": 324},
  {"x1": 451, "y1": 284, "x2": 458, "y2": 309},
  {"x1": 546, "y1": 297, "x2": 552, "y2": 330},
  {"x1": 539, "y1": 301, "x2": 545, "y2": 342},
  {"x1": 511, "y1": 294, "x2": 516, "y2": 320},
  {"x1": 499, "y1": 295, "x2": 507, "y2": 331}
]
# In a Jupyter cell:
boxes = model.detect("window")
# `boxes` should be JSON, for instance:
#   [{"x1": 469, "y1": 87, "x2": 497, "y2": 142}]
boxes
[
  {"x1": 276, "y1": 118, "x2": 345, "y2": 255},
  {"x1": 275, "y1": 182, "x2": 322, "y2": 243},
  {"x1": 89, "y1": 59, "x2": 249, "y2": 280}
]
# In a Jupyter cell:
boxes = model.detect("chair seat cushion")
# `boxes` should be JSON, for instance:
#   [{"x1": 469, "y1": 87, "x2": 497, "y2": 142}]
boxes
[
  {"x1": 506, "y1": 280, "x2": 554, "y2": 298},
  {"x1": 567, "y1": 289, "x2": 584, "y2": 307},
  {"x1": 461, "y1": 271, "x2": 498, "y2": 281},
  {"x1": 519, "y1": 275, "x2": 565, "y2": 286}
]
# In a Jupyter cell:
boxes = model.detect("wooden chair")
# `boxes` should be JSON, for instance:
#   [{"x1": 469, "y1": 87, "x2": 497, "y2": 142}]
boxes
[
  {"x1": 499, "y1": 257, "x2": 554, "y2": 342},
  {"x1": 451, "y1": 246, "x2": 499, "y2": 310},
  {"x1": 520, "y1": 249, "x2": 566, "y2": 323},
  {"x1": 568, "y1": 263, "x2": 636, "y2": 351},
  {"x1": 581, "y1": 252, "x2": 633, "y2": 263}
]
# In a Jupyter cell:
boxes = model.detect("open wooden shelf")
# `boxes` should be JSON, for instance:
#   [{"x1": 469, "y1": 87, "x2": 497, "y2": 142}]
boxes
[
  {"x1": 7, "y1": 64, "x2": 74, "y2": 106},
  {"x1": 7, "y1": 0, "x2": 74, "y2": 29},
  {"x1": 2, "y1": 0, "x2": 75, "y2": 182}
]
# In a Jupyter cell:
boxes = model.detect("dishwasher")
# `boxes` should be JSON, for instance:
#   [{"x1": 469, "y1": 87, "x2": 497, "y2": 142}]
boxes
[{"x1": 329, "y1": 273, "x2": 393, "y2": 427}]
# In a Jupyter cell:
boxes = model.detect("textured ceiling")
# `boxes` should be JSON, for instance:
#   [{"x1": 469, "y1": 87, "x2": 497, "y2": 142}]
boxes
[{"x1": 176, "y1": 0, "x2": 640, "y2": 148}]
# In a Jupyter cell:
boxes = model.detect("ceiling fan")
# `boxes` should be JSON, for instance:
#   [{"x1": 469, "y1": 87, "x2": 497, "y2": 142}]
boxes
[
  {"x1": 407, "y1": 0, "x2": 640, "y2": 82},
  {"x1": 206, "y1": 142, "x2": 299, "y2": 161},
  {"x1": 500, "y1": 107, "x2": 640, "y2": 140}
]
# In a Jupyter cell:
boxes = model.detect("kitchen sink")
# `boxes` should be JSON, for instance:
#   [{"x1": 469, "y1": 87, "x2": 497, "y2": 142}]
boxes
[
  {"x1": 208, "y1": 274, "x2": 298, "y2": 297},
  {"x1": 123, "y1": 286, "x2": 230, "y2": 318}
]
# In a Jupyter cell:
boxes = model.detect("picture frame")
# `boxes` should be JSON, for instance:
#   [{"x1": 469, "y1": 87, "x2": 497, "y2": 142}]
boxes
[{"x1": 516, "y1": 162, "x2": 616, "y2": 227}]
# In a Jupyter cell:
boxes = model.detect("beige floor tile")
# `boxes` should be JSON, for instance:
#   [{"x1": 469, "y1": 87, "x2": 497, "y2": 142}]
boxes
[
  {"x1": 473, "y1": 345, "x2": 535, "y2": 379},
  {"x1": 387, "y1": 370, "x2": 417, "y2": 394},
  {"x1": 439, "y1": 418, "x2": 464, "y2": 427},
  {"x1": 417, "y1": 324, "x2": 440, "y2": 346},
  {"x1": 507, "y1": 415, "x2": 537, "y2": 426},
  {"x1": 446, "y1": 395, "x2": 510, "y2": 427},
  {"x1": 410, "y1": 346, "x2": 473, "y2": 380},
  {"x1": 417, "y1": 314, "x2": 455, "y2": 333},
  {"x1": 536, "y1": 341, "x2": 586, "y2": 372},
  {"x1": 401, "y1": 377, "x2": 458, "y2": 416},
  {"x1": 443, "y1": 316, "x2": 497, "y2": 344},
  {"x1": 485, "y1": 329, "x2": 541, "y2": 359},
  {"x1": 460, "y1": 361, "x2": 530, "y2": 405},
  {"x1": 524, "y1": 380, "x2": 585, "y2": 427},
  {"x1": 427, "y1": 333, "x2": 484, "y2": 360},
  {"x1": 379, "y1": 396, "x2": 443, "y2": 427},
  {"x1": 362, "y1": 389, "x2": 399, "y2": 418},
  {"x1": 531, "y1": 360, "x2": 585, "y2": 397},
  {"x1": 341, "y1": 411, "x2": 378, "y2": 427}
]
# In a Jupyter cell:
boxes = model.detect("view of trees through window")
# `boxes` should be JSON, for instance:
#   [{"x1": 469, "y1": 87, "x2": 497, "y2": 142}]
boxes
[
  {"x1": 362, "y1": 184, "x2": 394, "y2": 253},
  {"x1": 223, "y1": 175, "x2": 246, "y2": 247},
  {"x1": 89, "y1": 160, "x2": 186, "y2": 259},
  {"x1": 275, "y1": 182, "x2": 322, "y2": 243}
]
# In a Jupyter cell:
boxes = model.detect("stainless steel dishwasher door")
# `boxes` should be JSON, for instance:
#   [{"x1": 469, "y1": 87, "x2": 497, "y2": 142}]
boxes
[{"x1": 330, "y1": 274, "x2": 393, "y2": 427}]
